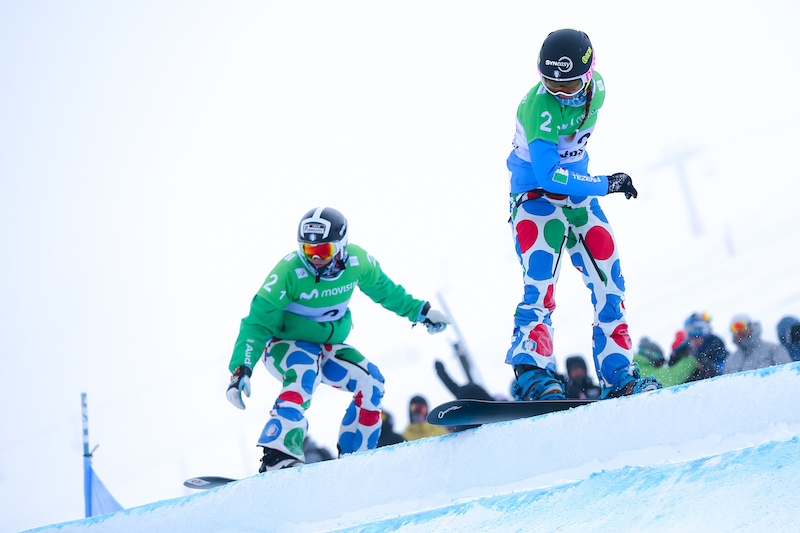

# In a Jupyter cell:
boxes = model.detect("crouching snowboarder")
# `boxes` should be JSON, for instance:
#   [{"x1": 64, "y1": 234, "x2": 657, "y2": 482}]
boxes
[{"x1": 226, "y1": 207, "x2": 450, "y2": 472}]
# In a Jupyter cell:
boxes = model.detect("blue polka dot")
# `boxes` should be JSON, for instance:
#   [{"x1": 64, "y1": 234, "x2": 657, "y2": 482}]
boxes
[
  {"x1": 342, "y1": 401, "x2": 357, "y2": 425},
  {"x1": 522, "y1": 284, "x2": 542, "y2": 306},
  {"x1": 346, "y1": 378, "x2": 357, "y2": 392},
  {"x1": 287, "y1": 350, "x2": 315, "y2": 367},
  {"x1": 371, "y1": 385, "x2": 384, "y2": 406},
  {"x1": 301, "y1": 369, "x2": 317, "y2": 394},
  {"x1": 570, "y1": 252, "x2": 586, "y2": 276},
  {"x1": 367, "y1": 363, "x2": 385, "y2": 383},
  {"x1": 601, "y1": 353, "x2": 630, "y2": 385},
  {"x1": 338, "y1": 431, "x2": 355, "y2": 454},
  {"x1": 522, "y1": 199, "x2": 556, "y2": 216},
  {"x1": 276, "y1": 406, "x2": 304, "y2": 422},
  {"x1": 599, "y1": 294, "x2": 624, "y2": 323},
  {"x1": 258, "y1": 419, "x2": 282, "y2": 444},
  {"x1": 296, "y1": 341, "x2": 320, "y2": 354},
  {"x1": 611, "y1": 260, "x2": 625, "y2": 291},
  {"x1": 590, "y1": 199, "x2": 608, "y2": 223},
  {"x1": 527, "y1": 250, "x2": 554, "y2": 281},
  {"x1": 593, "y1": 325, "x2": 606, "y2": 355},
  {"x1": 351, "y1": 430, "x2": 363, "y2": 451},
  {"x1": 367, "y1": 426, "x2": 382, "y2": 449},
  {"x1": 322, "y1": 359, "x2": 347, "y2": 382},
  {"x1": 569, "y1": 195, "x2": 587, "y2": 204}
]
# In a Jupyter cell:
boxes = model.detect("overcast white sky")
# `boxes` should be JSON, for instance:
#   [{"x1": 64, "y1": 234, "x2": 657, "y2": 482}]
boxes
[{"x1": 2, "y1": 1, "x2": 799, "y2": 531}]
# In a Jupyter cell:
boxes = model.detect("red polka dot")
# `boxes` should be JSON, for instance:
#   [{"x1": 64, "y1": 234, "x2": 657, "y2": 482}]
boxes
[
  {"x1": 544, "y1": 284, "x2": 556, "y2": 311},
  {"x1": 529, "y1": 324, "x2": 553, "y2": 357},
  {"x1": 278, "y1": 391, "x2": 304, "y2": 404},
  {"x1": 611, "y1": 324, "x2": 632, "y2": 349},
  {"x1": 517, "y1": 220, "x2": 539, "y2": 254},
  {"x1": 584, "y1": 226, "x2": 615, "y2": 261},
  {"x1": 359, "y1": 409, "x2": 381, "y2": 427}
]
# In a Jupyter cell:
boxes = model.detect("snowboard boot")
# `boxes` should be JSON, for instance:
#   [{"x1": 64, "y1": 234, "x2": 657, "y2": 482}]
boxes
[
  {"x1": 259, "y1": 447, "x2": 303, "y2": 473},
  {"x1": 601, "y1": 366, "x2": 662, "y2": 399},
  {"x1": 512, "y1": 365, "x2": 566, "y2": 401}
]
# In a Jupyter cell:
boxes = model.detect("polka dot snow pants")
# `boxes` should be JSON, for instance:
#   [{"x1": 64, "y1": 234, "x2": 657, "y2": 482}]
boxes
[
  {"x1": 258, "y1": 339, "x2": 385, "y2": 460},
  {"x1": 506, "y1": 191, "x2": 633, "y2": 388}
]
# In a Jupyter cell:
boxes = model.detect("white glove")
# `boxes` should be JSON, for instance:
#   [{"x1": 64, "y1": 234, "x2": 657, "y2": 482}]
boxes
[
  {"x1": 419, "y1": 303, "x2": 451, "y2": 335},
  {"x1": 226, "y1": 366, "x2": 252, "y2": 410}
]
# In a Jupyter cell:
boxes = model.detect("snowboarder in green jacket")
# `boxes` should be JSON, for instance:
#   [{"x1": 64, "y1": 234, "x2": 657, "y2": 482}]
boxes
[{"x1": 226, "y1": 207, "x2": 450, "y2": 472}]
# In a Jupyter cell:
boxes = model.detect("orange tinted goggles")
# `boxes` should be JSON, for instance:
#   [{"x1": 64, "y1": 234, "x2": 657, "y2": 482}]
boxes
[
  {"x1": 731, "y1": 321, "x2": 749, "y2": 334},
  {"x1": 301, "y1": 242, "x2": 336, "y2": 260}
]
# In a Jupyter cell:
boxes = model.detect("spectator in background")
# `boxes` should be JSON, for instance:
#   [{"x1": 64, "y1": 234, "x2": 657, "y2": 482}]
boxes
[
  {"x1": 401, "y1": 395, "x2": 449, "y2": 441},
  {"x1": 434, "y1": 359, "x2": 494, "y2": 432},
  {"x1": 434, "y1": 360, "x2": 493, "y2": 402},
  {"x1": 777, "y1": 316, "x2": 800, "y2": 362},
  {"x1": 724, "y1": 314, "x2": 792, "y2": 374},
  {"x1": 635, "y1": 337, "x2": 696, "y2": 388},
  {"x1": 682, "y1": 312, "x2": 728, "y2": 378},
  {"x1": 377, "y1": 410, "x2": 406, "y2": 448},
  {"x1": 303, "y1": 436, "x2": 334, "y2": 463},
  {"x1": 564, "y1": 355, "x2": 601, "y2": 400}
]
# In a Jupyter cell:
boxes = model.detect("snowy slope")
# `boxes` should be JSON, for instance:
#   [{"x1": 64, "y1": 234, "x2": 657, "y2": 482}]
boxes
[{"x1": 25, "y1": 363, "x2": 800, "y2": 532}]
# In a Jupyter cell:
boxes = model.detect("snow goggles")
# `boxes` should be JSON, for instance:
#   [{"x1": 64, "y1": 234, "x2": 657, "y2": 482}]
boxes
[
  {"x1": 301, "y1": 242, "x2": 336, "y2": 260},
  {"x1": 731, "y1": 321, "x2": 750, "y2": 334},
  {"x1": 541, "y1": 75, "x2": 587, "y2": 98}
]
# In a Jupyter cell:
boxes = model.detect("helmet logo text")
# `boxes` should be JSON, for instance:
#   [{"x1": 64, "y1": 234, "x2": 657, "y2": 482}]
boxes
[
  {"x1": 582, "y1": 47, "x2": 592, "y2": 64},
  {"x1": 545, "y1": 56, "x2": 573, "y2": 73}
]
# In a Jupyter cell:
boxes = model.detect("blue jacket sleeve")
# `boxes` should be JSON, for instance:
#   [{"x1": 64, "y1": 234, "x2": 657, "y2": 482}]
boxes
[{"x1": 530, "y1": 139, "x2": 609, "y2": 196}]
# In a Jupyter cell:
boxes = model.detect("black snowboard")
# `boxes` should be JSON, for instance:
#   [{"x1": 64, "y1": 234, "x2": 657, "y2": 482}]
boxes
[
  {"x1": 427, "y1": 398, "x2": 596, "y2": 426},
  {"x1": 184, "y1": 476, "x2": 237, "y2": 490}
]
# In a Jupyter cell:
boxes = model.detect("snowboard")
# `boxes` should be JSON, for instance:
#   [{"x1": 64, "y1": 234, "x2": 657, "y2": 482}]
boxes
[
  {"x1": 427, "y1": 398, "x2": 596, "y2": 427},
  {"x1": 184, "y1": 476, "x2": 237, "y2": 490}
]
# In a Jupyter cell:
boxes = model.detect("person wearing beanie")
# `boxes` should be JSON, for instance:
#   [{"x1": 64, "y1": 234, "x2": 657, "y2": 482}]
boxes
[
  {"x1": 635, "y1": 336, "x2": 697, "y2": 388},
  {"x1": 377, "y1": 409, "x2": 406, "y2": 448},
  {"x1": 777, "y1": 316, "x2": 800, "y2": 362},
  {"x1": 401, "y1": 395, "x2": 450, "y2": 441},
  {"x1": 564, "y1": 355, "x2": 601, "y2": 400},
  {"x1": 724, "y1": 314, "x2": 792, "y2": 374},
  {"x1": 670, "y1": 312, "x2": 728, "y2": 381}
]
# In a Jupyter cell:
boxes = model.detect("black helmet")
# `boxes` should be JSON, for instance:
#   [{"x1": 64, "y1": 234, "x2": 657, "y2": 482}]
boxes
[
  {"x1": 537, "y1": 29, "x2": 595, "y2": 97},
  {"x1": 297, "y1": 207, "x2": 349, "y2": 278}
]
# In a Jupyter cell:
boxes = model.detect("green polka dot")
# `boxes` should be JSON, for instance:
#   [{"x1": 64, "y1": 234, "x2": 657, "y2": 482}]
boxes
[
  {"x1": 562, "y1": 206, "x2": 588, "y2": 228},
  {"x1": 270, "y1": 343, "x2": 289, "y2": 366},
  {"x1": 284, "y1": 428, "x2": 305, "y2": 456},
  {"x1": 544, "y1": 219, "x2": 566, "y2": 252},
  {"x1": 335, "y1": 347, "x2": 365, "y2": 366},
  {"x1": 566, "y1": 228, "x2": 578, "y2": 249}
]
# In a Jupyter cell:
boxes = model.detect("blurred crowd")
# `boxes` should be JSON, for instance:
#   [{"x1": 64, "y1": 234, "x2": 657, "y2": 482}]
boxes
[{"x1": 302, "y1": 312, "x2": 800, "y2": 459}]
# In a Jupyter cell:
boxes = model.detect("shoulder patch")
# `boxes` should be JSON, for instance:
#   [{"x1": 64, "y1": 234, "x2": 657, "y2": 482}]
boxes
[
  {"x1": 283, "y1": 252, "x2": 296, "y2": 261},
  {"x1": 295, "y1": 268, "x2": 308, "y2": 279},
  {"x1": 349, "y1": 256, "x2": 360, "y2": 267}
]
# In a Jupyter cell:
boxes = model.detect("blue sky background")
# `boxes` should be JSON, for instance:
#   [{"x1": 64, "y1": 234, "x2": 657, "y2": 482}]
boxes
[{"x1": 2, "y1": 2, "x2": 799, "y2": 531}]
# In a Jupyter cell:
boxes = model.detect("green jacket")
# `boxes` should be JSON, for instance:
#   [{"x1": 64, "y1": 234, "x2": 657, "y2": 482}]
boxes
[
  {"x1": 229, "y1": 243, "x2": 426, "y2": 372},
  {"x1": 634, "y1": 353, "x2": 698, "y2": 388}
]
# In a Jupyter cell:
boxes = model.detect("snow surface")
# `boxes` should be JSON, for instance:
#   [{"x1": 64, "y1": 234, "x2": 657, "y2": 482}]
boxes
[
  {"x1": 24, "y1": 363, "x2": 800, "y2": 532},
  {"x1": 4, "y1": 2, "x2": 800, "y2": 532}
]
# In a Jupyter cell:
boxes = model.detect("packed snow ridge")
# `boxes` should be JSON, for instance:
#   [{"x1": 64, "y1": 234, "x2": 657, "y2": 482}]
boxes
[{"x1": 28, "y1": 363, "x2": 800, "y2": 532}]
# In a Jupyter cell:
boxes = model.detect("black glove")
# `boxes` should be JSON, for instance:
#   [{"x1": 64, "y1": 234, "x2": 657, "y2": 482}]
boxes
[
  {"x1": 226, "y1": 365, "x2": 252, "y2": 410},
  {"x1": 607, "y1": 173, "x2": 638, "y2": 199}
]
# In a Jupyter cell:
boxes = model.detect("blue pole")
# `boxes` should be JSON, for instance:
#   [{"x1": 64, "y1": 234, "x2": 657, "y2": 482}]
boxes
[{"x1": 82, "y1": 393, "x2": 91, "y2": 518}]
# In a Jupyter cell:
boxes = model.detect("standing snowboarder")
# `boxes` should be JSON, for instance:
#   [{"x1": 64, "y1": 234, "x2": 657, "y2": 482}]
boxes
[
  {"x1": 226, "y1": 207, "x2": 450, "y2": 472},
  {"x1": 505, "y1": 29, "x2": 660, "y2": 400}
]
